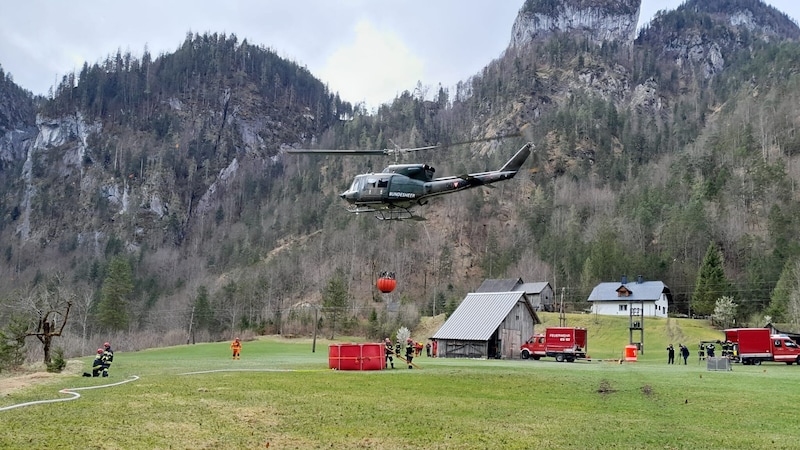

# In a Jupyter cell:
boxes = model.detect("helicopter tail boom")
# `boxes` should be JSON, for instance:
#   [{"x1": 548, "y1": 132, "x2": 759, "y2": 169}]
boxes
[{"x1": 499, "y1": 142, "x2": 533, "y2": 174}]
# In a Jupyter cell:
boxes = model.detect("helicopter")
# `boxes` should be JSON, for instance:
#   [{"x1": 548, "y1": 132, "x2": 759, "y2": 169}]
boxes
[{"x1": 287, "y1": 138, "x2": 533, "y2": 221}]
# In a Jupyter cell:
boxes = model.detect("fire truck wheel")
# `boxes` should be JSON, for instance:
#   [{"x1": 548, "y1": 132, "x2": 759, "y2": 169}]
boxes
[
  {"x1": 555, "y1": 354, "x2": 565, "y2": 362},
  {"x1": 521, "y1": 350, "x2": 530, "y2": 360}
]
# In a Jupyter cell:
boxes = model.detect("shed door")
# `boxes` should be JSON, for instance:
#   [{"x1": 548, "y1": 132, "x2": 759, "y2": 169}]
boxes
[{"x1": 501, "y1": 329, "x2": 522, "y2": 359}]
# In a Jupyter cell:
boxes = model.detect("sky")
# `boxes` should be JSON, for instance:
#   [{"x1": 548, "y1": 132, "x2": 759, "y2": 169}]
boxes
[{"x1": 1, "y1": 1, "x2": 799, "y2": 111}]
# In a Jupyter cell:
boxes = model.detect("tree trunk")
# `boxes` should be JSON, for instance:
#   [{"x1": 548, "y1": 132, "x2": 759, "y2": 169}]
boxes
[{"x1": 43, "y1": 335, "x2": 52, "y2": 364}]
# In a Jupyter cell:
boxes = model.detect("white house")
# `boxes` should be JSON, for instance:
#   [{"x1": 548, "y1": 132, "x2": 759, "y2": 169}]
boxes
[{"x1": 588, "y1": 275, "x2": 671, "y2": 318}]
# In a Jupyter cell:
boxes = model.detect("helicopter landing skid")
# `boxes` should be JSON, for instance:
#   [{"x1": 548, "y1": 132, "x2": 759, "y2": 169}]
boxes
[
  {"x1": 345, "y1": 206, "x2": 425, "y2": 221},
  {"x1": 376, "y1": 209, "x2": 426, "y2": 221}
]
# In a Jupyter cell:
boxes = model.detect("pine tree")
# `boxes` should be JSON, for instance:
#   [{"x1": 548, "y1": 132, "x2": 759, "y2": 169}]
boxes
[
  {"x1": 322, "y1": 270, "x2": 349, "y2": 339},
  {"x1": 98, "y1": 256, "x2": 134, "y2": 331},
  {"x1": 194, "y1": 285, "x2": 215, "y2": 332},
  {"x1": 766, "y1": 258, "x2": 800, "y2": 325},
  {"x1": 691, "y1": 242, "x2": 730, "y2": 316},
  {"x1": 0, "y1": 317, "x2": 28, "y2": 372}
]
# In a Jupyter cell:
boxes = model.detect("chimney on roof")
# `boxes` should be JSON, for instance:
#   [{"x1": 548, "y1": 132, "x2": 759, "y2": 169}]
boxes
[
  {"x1": 637, "y1": 275, "x2": 643, "y2": 284},
  {"x1": 621, "y1": 275, "x2": 627, "y2": 284}
]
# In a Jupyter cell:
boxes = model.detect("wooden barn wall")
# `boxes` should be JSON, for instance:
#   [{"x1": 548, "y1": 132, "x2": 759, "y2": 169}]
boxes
[
  {"x1": 541, "y1": 285, "x2": 554, "y2": 310},
  {"x1": 498, "y1": 301, "x2": 534, "y2": 359},
  {"x1": 499, "y1": 328, "x2": 521, "y2": 359},
  {"x1": 440, "y1": 340, "x2": 488, "y2": 358}
]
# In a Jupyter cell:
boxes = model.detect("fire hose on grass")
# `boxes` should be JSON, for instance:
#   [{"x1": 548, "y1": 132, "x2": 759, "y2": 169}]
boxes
[{"x1": 0, "y1": 375, "x2": 139, "y2": 412}]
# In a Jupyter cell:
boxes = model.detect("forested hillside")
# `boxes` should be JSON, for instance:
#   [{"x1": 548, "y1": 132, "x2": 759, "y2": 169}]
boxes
[{"x1": 3, "y1": 0, "x2": 800, "y2": 362}]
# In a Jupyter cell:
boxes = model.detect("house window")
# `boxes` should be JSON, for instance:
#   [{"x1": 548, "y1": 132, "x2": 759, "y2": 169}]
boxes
[{"x1": 618, "y1": 304, "x2": 628, "y2": 312}]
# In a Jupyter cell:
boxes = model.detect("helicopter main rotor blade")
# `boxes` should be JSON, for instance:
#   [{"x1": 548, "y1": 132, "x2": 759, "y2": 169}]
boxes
[
  {"x1": 285, "y1": 149, "x2": 388, "y2": 155},
  {"x1": 434, "y1": 133, "x2": 522, "y2": 149},
  {"x1": 285, "y1": 132, "x2": 523, "y2": 155},
  {"x1": 285, "y1": 145, "x2": 441, "y2": 156}
]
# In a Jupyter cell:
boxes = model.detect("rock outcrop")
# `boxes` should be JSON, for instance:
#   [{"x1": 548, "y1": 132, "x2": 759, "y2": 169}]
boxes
[{"x1": 510, "y1": 0, "x2": 641, "y2": 48}]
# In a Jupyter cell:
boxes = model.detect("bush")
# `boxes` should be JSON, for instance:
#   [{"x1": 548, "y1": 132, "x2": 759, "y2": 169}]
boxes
[{"x1": 46, "y1": 347, "x2": 67, "y2": 373}]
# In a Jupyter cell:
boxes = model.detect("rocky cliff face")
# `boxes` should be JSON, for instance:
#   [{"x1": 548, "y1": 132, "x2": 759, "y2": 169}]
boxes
[
  {"x1": 0, "y1": 70, "x2": 36, "y2": 167},
  {"x1": 638, "y1": 0, "x2": 800, "y2": 79},
  {"x1": 690, "y1": 0, "x2": 800, "y2": 42},
  {"x1": 16, "y1": 113, "x2": 101, "y2": 240},
  {"x1": 510, "y1": 0, "x2": 641, "y2": 48}
]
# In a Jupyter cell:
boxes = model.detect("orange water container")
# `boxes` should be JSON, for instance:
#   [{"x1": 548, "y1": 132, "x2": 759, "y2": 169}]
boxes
[{"x1": 624, "y1": 344, "x2": 638, "y2": 362}]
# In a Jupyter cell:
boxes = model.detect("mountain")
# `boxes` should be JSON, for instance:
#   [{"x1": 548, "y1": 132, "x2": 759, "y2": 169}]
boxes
[
  {"x1": 637, "y1": 0, "x2": 800, "y2": 79},
  {"x1": 3, "y1": 0, "x2": 800, "y2": 353}
]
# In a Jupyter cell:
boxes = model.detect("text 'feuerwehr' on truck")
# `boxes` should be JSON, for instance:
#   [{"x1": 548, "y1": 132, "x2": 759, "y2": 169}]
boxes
[{"x1": 520, "y1": 327, "x2": 587, "y2": 362}]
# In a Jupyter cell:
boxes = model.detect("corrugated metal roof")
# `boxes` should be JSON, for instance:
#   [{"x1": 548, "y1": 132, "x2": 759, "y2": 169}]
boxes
[
  {"x1": 432, "y1": 292, "x2": 526, "y2": 341},
  {"x1": 475, "y1": 278, "x2": 522, "y2": 293},
  {"x1": 587, "y1": 281, "x2": 669, "y2": 302},
  {"x1": 513, "y1": 282, "x2": 550, "y2": 294}
]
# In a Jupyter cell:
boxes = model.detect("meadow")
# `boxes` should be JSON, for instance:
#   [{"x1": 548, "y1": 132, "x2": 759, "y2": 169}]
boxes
[{"x1": 1, "y1": 316, "x2": 798, "y2": 449}]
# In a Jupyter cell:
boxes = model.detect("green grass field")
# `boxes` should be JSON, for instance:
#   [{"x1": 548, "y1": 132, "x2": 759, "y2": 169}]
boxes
[{"x1": 1, "y1": 315, "x2": 798, "y2": 449}]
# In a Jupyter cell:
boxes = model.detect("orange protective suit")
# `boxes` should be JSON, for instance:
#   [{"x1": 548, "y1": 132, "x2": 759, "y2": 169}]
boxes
[{"x1": 231, "y1": 338, "x2": 242, "y2": 359}]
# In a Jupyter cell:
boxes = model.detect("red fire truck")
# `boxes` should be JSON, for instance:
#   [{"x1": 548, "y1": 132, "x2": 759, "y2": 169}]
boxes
[
  {"x1": 520, "y1": 327, "x2": 587, "y2": 362},
  {"x1": 724, "y1": 328, "x2": 800, "y2": 365}
]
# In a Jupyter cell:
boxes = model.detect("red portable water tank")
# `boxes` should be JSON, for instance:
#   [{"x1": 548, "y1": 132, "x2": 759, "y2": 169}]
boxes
[{"x1": 328, "y1": 343, "x2": 385, "y2": 370}]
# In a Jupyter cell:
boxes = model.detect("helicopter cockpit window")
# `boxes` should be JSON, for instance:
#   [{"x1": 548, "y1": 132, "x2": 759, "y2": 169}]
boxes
[{"x1": 350, "y1": 177, "x2": 364, "y2": 192}]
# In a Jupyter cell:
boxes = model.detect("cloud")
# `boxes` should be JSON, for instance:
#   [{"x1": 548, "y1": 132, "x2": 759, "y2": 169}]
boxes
[{"x1": 318, "y1": 19, "x2": 424, "y2": 111}]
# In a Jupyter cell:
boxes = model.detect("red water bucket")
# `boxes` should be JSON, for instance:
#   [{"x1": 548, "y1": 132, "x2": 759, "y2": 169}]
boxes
[{"x1": 377, "y1": 277, "x2": 397, "y2": 293}]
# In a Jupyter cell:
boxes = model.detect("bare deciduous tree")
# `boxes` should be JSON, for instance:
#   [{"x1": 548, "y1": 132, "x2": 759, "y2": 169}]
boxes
[
  {"x1": 27, "y1": 301, "x2": 72, "y2": 364},
  {"x1": 17, "y1": 275, "x2": 75, "y2": 364}
]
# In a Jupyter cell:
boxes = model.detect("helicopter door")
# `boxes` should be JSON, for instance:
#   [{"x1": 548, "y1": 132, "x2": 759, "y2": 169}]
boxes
[
  {"x1": 387, "y1": 175, "x2": 422, "y2": 201},
  {"x1": 359, "y1": 175, "x2": 391, "y2": 202}
]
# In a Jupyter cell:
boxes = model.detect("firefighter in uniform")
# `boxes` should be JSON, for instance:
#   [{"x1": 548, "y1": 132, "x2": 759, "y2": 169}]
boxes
[
  {"x1": 405, "y1": 338, "x2": 414, "y2": 369},
  {"x1": 384, "y1": 338, "x2": 395, "y2": 369},
  {"x1": 94, "y1": 348, "x2": 108, "y2": 377},
  {"x1": 102, "y1": 342, "x2": 114, "y2": 374}
]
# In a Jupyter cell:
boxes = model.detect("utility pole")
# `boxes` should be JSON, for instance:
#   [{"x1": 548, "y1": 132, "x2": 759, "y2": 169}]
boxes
[
  {"x1": 312, "y1": 305, "x2": 319, "y2": 353},
  {"x1": 559, "y1": 287, "x2": 566, "y2": 327},
  {"x1": 187, "y1": 303, "x2": 195, "y2": 345}
]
